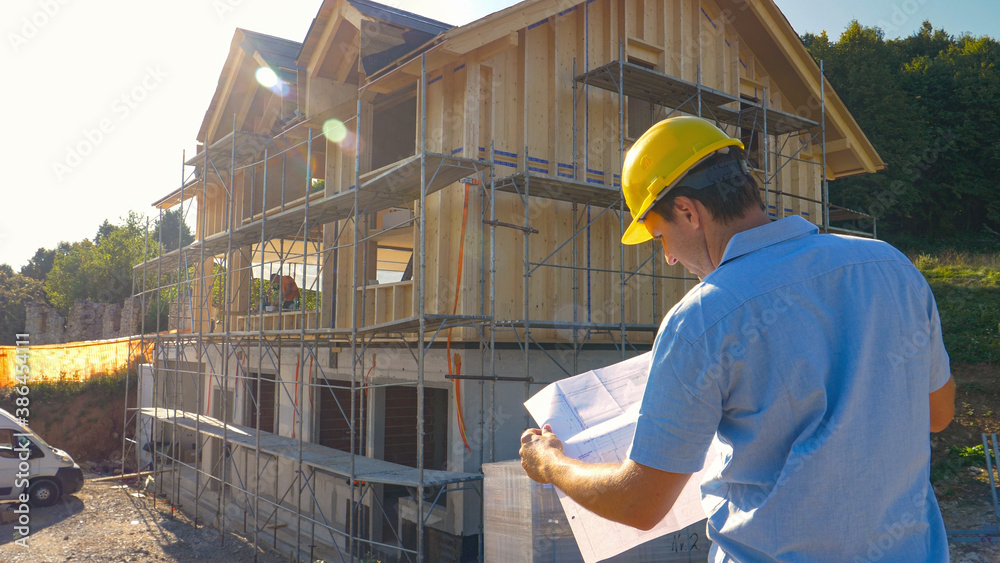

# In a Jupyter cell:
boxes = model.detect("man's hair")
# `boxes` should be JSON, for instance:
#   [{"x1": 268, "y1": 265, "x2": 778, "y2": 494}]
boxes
[{"x1": 647, "y1": 147, "x2": 763, "y2": 225}]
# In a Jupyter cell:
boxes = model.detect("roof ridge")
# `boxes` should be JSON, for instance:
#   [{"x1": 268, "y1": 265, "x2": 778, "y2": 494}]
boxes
[
  {"x1": 346, "y1": 0, "x2": 453, "y2": 32},
  {"x1": 237, "y1": 27, "x2": 303, "y2": 47}
]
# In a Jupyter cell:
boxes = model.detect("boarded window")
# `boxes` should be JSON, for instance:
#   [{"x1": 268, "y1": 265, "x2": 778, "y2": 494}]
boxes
[
  {"x1": 246, "y1": 373, "x2": 276, "y2": 434},
  {"x1": 381, "y1": 385, "x2": 450, "y2": 531},
  {"x1": 383, "y1": 386, "x2": 447, "y2": 470},
  {"x1": 317, "y1": 378, "x2": 366, "y2": 454},
  {"x1": 627, "y1": 98, "x2": 655, "y2": 140},
  {"x1": 626, "y1": 57, "x2": 657, "y2": 139}
]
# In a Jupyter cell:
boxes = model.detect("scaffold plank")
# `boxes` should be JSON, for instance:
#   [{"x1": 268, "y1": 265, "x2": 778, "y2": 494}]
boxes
[
  {"x1": 135, "y1": 152, "x2": 490, "y2": 273},
  {"x1": 494, "y1": 172, "x2": 623, "y2": 208},
  {"x1": 576, "y1": 60, "x2": 818, "y2": 135},
  {"x1": 712, "y1": 104, "x2": 818, "y2": 137},
  {"x1": 576, "y1": 60, "x2": 733, "y2": 109},
  {"x1": 141, "y1": 408, "x2": 482, "y2": 487}
]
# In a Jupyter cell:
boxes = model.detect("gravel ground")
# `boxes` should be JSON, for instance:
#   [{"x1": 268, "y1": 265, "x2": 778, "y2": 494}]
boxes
[
  {"x1": 944, "y1": 492, "x2": 1000, "y2": 563},
  {"x1": 0, "y1": 472, "x2": 287, "y2": 563}
]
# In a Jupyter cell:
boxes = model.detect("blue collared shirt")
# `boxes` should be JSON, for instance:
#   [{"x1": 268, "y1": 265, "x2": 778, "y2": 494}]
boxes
[{"x1": 628, "y1": 216, "x2": 950, "y2": 562}]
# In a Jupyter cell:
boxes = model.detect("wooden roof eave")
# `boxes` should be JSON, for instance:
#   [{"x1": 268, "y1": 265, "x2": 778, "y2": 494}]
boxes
[
  {"x1": 296, "y1": 0, "x2": 336, "y2": 68},
  {"x1": 152, "y1": 178, "x2": 202, "y2": 210},
  {"x1": 730, "y1": 0, "x2": 885, "y2": 177},
  {"x1": 299, "y1": 0, "x2": 364, "y2": 80},
  {"x1": 200, "y1": 32, "x2": 299, "y2": 147}
]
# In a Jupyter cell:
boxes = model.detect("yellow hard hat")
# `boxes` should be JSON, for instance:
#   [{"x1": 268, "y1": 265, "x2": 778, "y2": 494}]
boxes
[{"x1": 621, "y1": 116, "x2": 744, "y2": 245}]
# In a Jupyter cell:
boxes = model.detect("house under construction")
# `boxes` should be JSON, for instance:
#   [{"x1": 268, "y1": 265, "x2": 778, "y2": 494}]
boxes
[{"x1": 125, "y1": 0, "x2": 885, "y2": 560}]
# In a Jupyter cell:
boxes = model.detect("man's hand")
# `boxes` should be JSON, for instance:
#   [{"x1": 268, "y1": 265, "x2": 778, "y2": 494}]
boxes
[
  {"x1": 518, "y1": 423, "x2": 693, "y2": 530},
  {"x1": 519, "y1": 424, "x2": 564, "y2": 484}
]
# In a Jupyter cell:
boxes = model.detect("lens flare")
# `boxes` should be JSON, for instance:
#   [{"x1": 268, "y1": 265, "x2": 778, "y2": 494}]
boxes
[
  {"x1": 271, "y1": 81, "x2": 289, "y2": 97},
  {"x1": 255, "y1": 67, "x2": 278, "y2": 88},
  {"x1": 322, "y1": 119, "x2": 348, "y2": 143}
]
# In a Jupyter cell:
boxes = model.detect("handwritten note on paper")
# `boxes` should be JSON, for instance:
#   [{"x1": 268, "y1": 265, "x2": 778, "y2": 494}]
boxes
[{"x1": 524, "y1": 352, "x2": 715, "y2": 563}]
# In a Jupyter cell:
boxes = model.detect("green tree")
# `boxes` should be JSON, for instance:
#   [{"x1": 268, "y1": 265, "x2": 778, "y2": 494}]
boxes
[
  {"x1": 45, "y1": 212, "x2": 155, "y2": 315},
  {"x1": 20, "y1": 245, "x2": 60, "y2": 281},
  {"x1": 0, "y1": 264, "x2": 46, "y2": 345},
  {"x1": 44, "y1": 240, "x2": 94, "y2": 315},
  {"x1": 900, "y1": 33, "x2": 1000, "y2": 235},
  {"x1": 94, "y1": 220, "x2": 116, "y2": 245},
  {"x1": 151, "y1": 208, "x2": 194, "y2": 252},
  {"x1": 804, "y1": 21, "x2": 1000, "y2": 243},
  {"x1": 804, "y1": 22, "x2": 933, "y2": 236},
  {"x1": 86, "y1": 213, "x2": 148, "y2": 304}
]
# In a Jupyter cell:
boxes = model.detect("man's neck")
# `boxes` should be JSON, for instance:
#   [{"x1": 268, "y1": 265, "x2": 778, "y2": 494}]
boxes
[{"x1": 707, "y1": 208, "x2": 771, "y2": 271}]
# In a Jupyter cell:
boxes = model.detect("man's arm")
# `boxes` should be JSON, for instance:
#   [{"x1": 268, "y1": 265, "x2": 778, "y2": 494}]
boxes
[
  {"x1": 519, "y1": 425, "x2": 692, "y2": 531},
  {"x1": 929, "y1": 376, "x2": 955, "y2": 433}
]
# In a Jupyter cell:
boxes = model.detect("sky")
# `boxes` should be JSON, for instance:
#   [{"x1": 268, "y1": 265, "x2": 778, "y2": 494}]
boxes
[{"x1": 1, "y1": 0, "x2": 997, "y2": 270}]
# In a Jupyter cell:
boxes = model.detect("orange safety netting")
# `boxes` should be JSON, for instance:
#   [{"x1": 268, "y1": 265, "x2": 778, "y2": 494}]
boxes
[{"x1": 0, "y1": 337, "x2": 155, "y2": 387}]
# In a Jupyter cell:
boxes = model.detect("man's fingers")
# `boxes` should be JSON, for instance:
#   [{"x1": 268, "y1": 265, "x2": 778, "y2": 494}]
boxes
[{"x1": 520, "y1": 427, "x2": 542, "y2": 443}]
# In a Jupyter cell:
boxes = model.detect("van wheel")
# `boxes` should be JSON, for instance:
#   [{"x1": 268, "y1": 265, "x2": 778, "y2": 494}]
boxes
[{"x1": 28, "y1": 479, "x2": 60, "y2": 507}]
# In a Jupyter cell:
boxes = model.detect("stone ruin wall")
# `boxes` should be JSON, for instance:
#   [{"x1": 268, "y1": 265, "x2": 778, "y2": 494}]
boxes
[{"x1": 24, "y1": 298, "x2": 142, "y2": 345}]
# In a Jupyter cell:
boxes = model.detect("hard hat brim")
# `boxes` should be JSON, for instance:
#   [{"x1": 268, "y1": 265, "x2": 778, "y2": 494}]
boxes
[{"x1": 621, "y1": 218, "x2": 654, "y2": 245}]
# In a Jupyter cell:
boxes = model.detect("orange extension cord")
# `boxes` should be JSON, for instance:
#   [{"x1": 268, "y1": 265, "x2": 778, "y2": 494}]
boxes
[
  {"x1": 447, "y1": 184, "x2": 472, "y2": 451},
  {"x1": 364, "y1": 353, "x2": 377, "y2": 397}
]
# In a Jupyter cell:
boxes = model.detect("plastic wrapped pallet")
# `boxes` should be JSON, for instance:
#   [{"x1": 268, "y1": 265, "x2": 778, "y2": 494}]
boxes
[{"x1": 484, "y1": 460, "x2": 709, "y2": 562}]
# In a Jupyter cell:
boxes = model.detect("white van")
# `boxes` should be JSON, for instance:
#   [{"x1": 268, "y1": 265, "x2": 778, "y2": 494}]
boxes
[{"x1": 0, "y1": 409, "x2": 83, "y2": 507}]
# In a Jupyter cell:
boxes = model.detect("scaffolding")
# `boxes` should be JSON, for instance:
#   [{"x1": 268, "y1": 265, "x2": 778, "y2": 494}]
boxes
[{"x1": 121, "y1": 9, "x2": 873, "y2": 563}]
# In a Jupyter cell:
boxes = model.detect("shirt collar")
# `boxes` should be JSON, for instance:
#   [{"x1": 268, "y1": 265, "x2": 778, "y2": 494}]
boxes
[{"x1": 717, "y1": 216, "x2": 819, "y2": 267}]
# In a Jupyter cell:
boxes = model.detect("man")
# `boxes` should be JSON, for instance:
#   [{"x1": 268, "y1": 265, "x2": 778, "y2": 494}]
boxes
[
  {"x1": 270, "y1": 273, "x2": 301, "y2": 310},
  {"x1": 519, "y1": 116, "x2": 955, "y2": 561}
]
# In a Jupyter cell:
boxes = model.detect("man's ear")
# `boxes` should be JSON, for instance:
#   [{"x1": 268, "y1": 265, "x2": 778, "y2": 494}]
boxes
[{"x1": 672, "y1": 196, "x2": 702, "y2": 229}]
